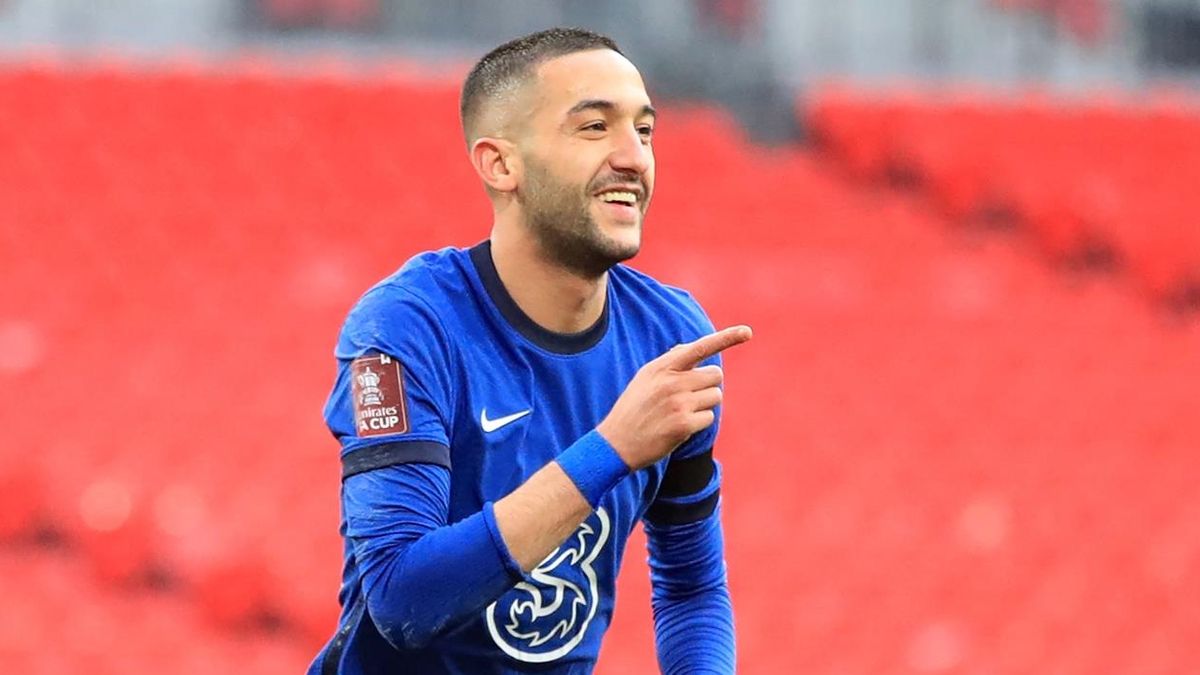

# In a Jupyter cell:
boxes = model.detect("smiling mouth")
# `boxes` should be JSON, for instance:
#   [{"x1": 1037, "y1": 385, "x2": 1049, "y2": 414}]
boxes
[{"x1": 596, "y1": 190, "x2": 639, "y2": 207}]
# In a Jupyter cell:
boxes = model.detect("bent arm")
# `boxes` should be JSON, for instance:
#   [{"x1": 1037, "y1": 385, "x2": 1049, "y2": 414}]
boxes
[
  {"x1": 346, "y1": 432, "x2": 629, "y2": 651},
  {"x1": 494, "y1": 431, "x2": 628, "y2": 570}
]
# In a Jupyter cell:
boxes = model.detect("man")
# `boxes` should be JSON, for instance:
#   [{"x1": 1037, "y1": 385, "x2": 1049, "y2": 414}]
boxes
[{"x1": 309, "y1": 27, "x2": 752, "y2": 675}]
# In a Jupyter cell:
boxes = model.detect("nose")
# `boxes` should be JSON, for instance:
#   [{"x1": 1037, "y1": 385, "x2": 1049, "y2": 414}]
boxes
[{"x1": 608, "y1": 124, "x2": 652, "y2": 176}]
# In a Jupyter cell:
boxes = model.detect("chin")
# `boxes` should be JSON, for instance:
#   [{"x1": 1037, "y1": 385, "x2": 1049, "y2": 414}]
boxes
[{"x1": 601, "y1": 225, "x2": 642, "y2": 262}]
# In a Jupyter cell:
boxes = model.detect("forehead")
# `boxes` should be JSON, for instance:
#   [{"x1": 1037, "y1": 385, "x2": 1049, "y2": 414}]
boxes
[{"x1": 530, "y1": 49, "x2": 651, "y2": 116}]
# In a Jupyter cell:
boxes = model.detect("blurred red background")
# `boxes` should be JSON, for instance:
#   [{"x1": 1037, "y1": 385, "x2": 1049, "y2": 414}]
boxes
[{"x1": 1, "y1": 56, "x2": 1199, "y2": 674}]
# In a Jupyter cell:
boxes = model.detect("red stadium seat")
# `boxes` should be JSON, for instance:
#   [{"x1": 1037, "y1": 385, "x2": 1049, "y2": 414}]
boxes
[
  {"x1": 804, "y1": 85, "x2": 1200, "y2": 303},
  {"x1": 2, "y1": 62, "x2": 1199, "y2": 674}
]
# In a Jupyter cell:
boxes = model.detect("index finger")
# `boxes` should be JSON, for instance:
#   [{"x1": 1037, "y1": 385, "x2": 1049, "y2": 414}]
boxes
[{"x1": 664, "y1": 325, "x2": 753, "y2": 370}]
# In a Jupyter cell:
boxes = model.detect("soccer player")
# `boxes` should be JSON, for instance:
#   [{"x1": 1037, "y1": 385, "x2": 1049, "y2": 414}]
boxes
[{"x1": 309, "y1": 27, "x2": 752, "y2": 675}]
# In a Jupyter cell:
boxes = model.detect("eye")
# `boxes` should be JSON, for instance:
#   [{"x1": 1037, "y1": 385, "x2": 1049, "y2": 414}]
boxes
[
  {"x1": 582, "y1": 121, "x2": 607, "y2": 132},
  {"x1": 637, "y1": 124, "x2": 655, "y2": 140}
]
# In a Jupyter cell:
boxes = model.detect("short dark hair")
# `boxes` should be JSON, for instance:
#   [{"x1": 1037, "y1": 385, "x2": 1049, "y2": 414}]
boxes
[{"x1": 460, "y1": 27, "x2": 623, "y2": 144}]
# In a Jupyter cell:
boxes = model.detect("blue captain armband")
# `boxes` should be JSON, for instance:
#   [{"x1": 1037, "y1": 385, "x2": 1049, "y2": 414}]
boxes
[{"x1": 555, "y1": 430, "x2": 631, "y2": 508}]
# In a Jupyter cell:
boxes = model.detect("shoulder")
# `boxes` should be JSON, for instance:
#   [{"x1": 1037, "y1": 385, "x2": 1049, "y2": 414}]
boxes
[
  {"x1": 338, "y1": 247, "x2": 471, "y2": 359},
  {"x1": 610, "y1": 264, "x2": 715, "y2": 340}
]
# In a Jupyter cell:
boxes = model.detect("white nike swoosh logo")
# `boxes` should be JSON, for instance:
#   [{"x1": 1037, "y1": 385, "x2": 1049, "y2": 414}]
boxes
[{"x1": 480, "y1": 408, "x2": 531, "y2": 433}]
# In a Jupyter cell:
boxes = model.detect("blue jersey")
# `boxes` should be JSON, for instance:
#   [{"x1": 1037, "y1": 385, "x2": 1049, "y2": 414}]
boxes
[{"x1": 310, "y1": 241, "x2": 733, "y2": 674}]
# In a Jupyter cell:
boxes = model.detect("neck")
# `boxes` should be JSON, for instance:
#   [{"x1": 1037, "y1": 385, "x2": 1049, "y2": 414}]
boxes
[{"x1": 489, "y1": 218, "x2": 607, "y2": 335}]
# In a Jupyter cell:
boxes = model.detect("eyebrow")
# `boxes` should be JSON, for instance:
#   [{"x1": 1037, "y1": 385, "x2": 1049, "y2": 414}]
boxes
[{"x1": 566, "y1": 98, "x2": 657, "y2": 121}]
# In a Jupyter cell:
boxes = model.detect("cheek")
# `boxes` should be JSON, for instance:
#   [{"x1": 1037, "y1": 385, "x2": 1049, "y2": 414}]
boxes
[{"x1": 550, "y1": 160, "x2": 595, "y2": 195}]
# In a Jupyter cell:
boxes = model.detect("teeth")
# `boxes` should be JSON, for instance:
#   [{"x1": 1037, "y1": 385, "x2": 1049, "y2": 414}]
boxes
[{"x1": 599, "y1": 191, "x2": 637, "y2": 205}]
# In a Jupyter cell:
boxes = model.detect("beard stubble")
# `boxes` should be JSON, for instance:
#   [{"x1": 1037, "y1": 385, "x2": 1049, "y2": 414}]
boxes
[{"x1": 520, "y1": 158, "x2": 642, "y2": 279}]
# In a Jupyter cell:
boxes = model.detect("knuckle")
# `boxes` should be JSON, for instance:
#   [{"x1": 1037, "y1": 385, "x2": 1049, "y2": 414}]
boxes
[
  {"x1": 670, "y1": 396, "x2": 689, "y2": 416},
  {"x1": 673, "y1": 418, "x2": 693, "y2": 437},
  {"x1": 655, "y1": 378, "x2": 676, "y2": 398}
]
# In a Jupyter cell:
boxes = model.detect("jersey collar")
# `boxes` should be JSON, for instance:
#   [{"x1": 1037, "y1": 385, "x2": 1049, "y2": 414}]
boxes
[{"x1": 469, "y1": 240, "x2": 610, "y2": 355}]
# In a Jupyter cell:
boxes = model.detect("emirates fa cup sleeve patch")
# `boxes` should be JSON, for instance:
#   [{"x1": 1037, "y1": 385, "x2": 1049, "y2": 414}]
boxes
[{"x1": 350, "y1": 354, "x2": 410, "y2": 437}]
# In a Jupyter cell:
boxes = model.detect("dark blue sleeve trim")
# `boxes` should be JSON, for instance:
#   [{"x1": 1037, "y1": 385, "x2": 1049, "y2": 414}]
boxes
[
  {"x1": 658, "y1": 448, "x2": 715, "y2": 497},
  {"x1": 341, "y1": 440, "x2": 451, "y2": 479},
  {"x1": 647, "y1": 455, "x2": 721, "y2": 526},
  {"x1": 645, "y1": 490, "x2": 721, "y2": 526}
]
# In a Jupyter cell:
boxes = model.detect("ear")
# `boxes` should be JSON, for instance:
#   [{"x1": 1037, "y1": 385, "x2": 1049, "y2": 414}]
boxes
[{"x1": 470, "y1": 137, "x2": 519, "y2": 194}]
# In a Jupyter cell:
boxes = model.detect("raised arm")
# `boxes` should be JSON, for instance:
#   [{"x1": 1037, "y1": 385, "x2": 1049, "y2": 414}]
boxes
[{"x1": 497, "y1": 324, "x2": 754, "y2": 568}]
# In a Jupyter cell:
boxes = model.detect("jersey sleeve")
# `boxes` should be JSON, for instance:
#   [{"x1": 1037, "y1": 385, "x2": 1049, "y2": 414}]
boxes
[
  {"x1": 323, "y1": 283, "x2": 457, "y2": 477},
  {"x1": 642, "y1": 294, "x2": 734, "y2": 672},
  {"x1": 343, "y1": 462, "x2": 524, "y2": 651},
  {"x1": 644, "y1": 504, "x2": 736, "y2": 674},
  {"x1": 325, "y1": 281, "x2": 528, "y2": 652}
]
